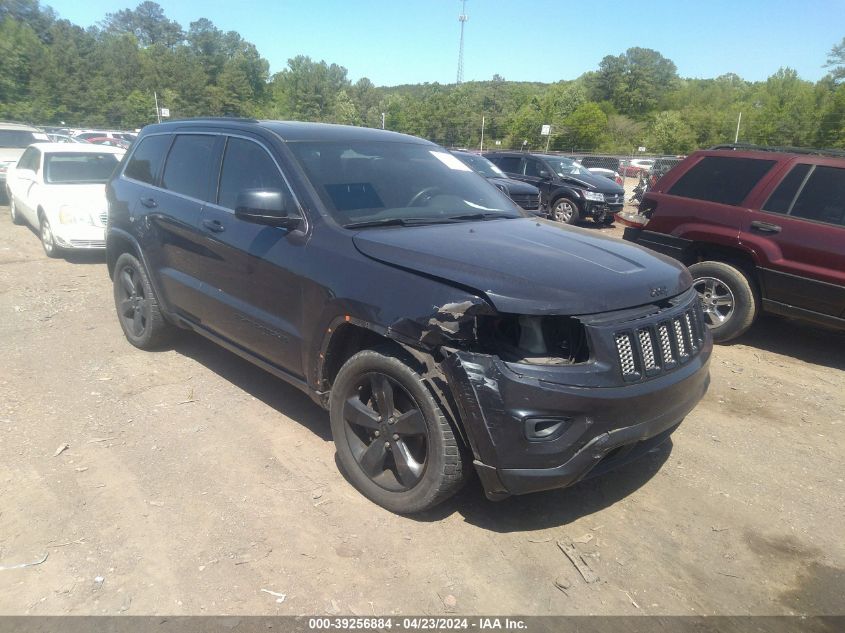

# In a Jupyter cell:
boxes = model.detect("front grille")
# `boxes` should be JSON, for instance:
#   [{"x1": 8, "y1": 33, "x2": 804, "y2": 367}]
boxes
[
  {"x1": 614, "y1": 300, "x2": 705, "y2": 381},
  {"x1": 69, "y1": 240, "x2": 106, "y2": 249},
  {"x1": 511, "y1": 193, "x2": 540, "y2": 210},
  {"x1": 605, "y1": 193, "x2": 623, "y2": 205}
]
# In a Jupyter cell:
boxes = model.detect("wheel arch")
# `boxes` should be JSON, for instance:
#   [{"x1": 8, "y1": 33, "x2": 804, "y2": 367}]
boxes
[{"x1": 689, "y1": 243, "x2": 762, "y2": 292}]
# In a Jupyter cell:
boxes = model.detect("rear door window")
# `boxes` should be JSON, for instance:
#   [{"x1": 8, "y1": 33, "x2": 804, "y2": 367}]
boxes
[
  {"x1": 668, "y1": 156, "x2": 776, "y2": 205},
  {"x1": 490, "y1": 156, "x2": 521, "y2": 173},
  {"x1": 789, "y1": 165, "x2": 845, "y2": 226},
  {"x1": 124, "y1": 134, "x2": 171, "y2": 185},
  {"x1": 161, "y1": 134, "x2": 217, "y2": 201},
  {"x1": 762, "y1": 164, "x2": 812, "y2": 214}
]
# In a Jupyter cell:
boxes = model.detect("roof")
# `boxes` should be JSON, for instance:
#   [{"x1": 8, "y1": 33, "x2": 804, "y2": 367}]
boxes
[
  {"x1": 29, "y1": 142, "x2": 125, "y2": 154},
  {"x1": 0, "y1": 122, "x2": 41, "y2": 132},
  {"x1": 139, "y1": 118, "x2": 431, "y2": 144}
]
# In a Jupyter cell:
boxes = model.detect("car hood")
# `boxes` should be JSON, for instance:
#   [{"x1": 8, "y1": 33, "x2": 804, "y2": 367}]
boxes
[
  {"x1": 352, "y1": 218, "x2": 691, "y2": 315},
  {"x1": 559, "y1": 171, "x2": 623, "y2": 194},
  {"x1": 41, "y1": 184, "x2": 108, "y2": 212},
  {"x1": 488, "y1": 177, "x2": 539, "y2": 194}
]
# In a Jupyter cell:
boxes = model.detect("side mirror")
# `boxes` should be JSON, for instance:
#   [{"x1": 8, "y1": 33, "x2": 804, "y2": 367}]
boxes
[
  {"x1": 538, "y1": 169, "x2": 551, "y2": 179},
  {"x1": 234, "y1": 189, "x2": 301, "y2": 229}
]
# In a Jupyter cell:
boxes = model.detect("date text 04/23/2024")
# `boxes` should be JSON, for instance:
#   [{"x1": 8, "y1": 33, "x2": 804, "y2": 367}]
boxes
[{"x1": 308, "y1": 617, "x2": 528, "y2": 630}]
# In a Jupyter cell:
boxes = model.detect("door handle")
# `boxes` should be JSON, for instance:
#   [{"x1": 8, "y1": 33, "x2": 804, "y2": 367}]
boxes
[
  {"x1": 140, "y1": 197, "x2": 158, "y2": 208},
  {"x1": 202, "y1": 219, "x2": 225, "y2": 233},
  {"x1": 750, "y1": 220, "x2": 781, "y2": 234}
]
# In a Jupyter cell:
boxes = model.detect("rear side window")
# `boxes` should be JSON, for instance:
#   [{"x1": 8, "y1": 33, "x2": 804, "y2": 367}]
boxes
[
  {"x1": 491, "y1": 156, "x2": 521, "y2": 173},
  {"x1": 790, "y1": 166, "x2": 845, "y2": 226},
  {"x1": 124, "y1": 135, "x2": 171, "y2": 185},
  {"x1": 217, "y1": 137, "x2": 286, "y2": 211},
  {"x1": 762, "y1": 164, "x2": 812, "y2": 214},
  {"x1": 161, "y1": 134, "x2": 217, "y2": 200},
  {"x1": 0, "y1": 130, "x2": 38, "y2": 148},
  {"x1": 668, "y1": 156, "x2": 776, "y2": 205}
]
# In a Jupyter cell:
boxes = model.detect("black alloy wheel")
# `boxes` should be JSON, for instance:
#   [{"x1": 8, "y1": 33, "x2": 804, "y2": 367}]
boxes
[
  {"x1": 116, "y1": 263, "x2": 151, "y2": 341},
  {"x1": 341, "y1": 372, "x2": 428, "y2": 492}
]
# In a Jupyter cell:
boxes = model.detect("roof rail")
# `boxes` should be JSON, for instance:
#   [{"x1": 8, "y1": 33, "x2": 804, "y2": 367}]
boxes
[
  {"x1": 160, "y1": 117, "x2": 260, "y2": 124},
  {"x1": 708, "y1": 143, "x2": 845, "y2": 158}
]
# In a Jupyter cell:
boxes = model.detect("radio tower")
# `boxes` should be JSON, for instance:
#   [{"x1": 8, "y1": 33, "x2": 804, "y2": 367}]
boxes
[{"x1": 456, "y1": 0, "x2": 468, "y2": 84}]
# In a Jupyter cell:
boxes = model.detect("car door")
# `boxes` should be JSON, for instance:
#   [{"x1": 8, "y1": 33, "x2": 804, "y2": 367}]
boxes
[
  {"x1": 10, "y1": 147, "x2": 40, "y2": 225},
  {"x1": 194, "y1": 134, "x2": 307, "y2": 378},
  {"x1": 742, "y1": 160, "x2": 845, "y2": 318},
  {"x1": 520, "y1": 156, "x2": 555, "y2": 204},
  {"x1": 137, "y1": 133, "x2": 220, "y2": 320}
]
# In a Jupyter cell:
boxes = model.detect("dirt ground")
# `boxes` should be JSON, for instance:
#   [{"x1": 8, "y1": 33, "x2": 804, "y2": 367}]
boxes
[{"x1": 0, "y1": 204, "x2": 843, "y2": 617}]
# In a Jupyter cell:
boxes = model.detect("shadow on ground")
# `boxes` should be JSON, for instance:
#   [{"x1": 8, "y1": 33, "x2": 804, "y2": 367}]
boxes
[
  {"x1": 170, "y1": 328, "x2": 673, "y2": 530},
  {"x1": 731, "y1": 314, "x2": 845, "y2": 371}
]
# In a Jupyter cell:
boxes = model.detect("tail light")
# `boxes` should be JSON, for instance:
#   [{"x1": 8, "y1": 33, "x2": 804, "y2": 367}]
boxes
[
  {"x1": 615, "y1": 174, "x2": 624, "y2": 186},
  {"x1": 616, "y1": 199, "x2": 657, "y2": 229}
]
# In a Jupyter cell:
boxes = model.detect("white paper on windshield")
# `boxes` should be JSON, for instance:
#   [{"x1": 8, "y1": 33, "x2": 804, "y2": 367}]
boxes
[
  {"x1": 430, "y1": 151, "x2": 472, "y2": 171},
  {"x1": 34, "y1": 133, "x2": 49, "y2": 140}
]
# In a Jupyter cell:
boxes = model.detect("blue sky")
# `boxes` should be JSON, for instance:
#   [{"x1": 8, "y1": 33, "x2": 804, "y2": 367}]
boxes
[{"x1": 44, "y1": 0, "x2": 845, "y2": 86}]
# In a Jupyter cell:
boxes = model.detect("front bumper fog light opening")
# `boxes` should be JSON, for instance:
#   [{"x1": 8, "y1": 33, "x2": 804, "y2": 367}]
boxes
[{"x1": 524, "y1": 417, "x2": 571, "y2": 442}]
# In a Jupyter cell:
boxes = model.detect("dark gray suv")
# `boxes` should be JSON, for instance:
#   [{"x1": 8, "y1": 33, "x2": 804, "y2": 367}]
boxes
[{"x1": 106, "y1": 118, "x2": 711, "y2": 513}]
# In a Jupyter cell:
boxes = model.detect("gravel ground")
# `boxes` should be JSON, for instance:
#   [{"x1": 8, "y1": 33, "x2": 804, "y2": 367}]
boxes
[{"x1": 0, "y1": 205, "x2": 843, "y2": 616}]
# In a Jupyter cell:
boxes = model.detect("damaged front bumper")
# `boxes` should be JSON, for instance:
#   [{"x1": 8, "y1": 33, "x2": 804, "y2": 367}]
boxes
[{"x1": 440, "y1": 295, "x2": 712, "y2": 499}]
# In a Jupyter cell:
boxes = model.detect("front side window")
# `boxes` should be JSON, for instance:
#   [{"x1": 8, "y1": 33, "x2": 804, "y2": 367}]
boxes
[
  {"x1": 289, "y1": 141, "x2": 520, "y2": 227},
  {"x1": 789, "y1": 165, "x2": 845, "y2": 226},
  {"x1": 44, "y1": 152, "x2": 120, "y2": 184},
  {"x1": 161, "y1": 134, "x2": 217, "y2": 200},
  {"x1": 523, "y1": 158, "x2": 543, "y2": 177},
  {"x1": 124, "y1": 134, "x2": 171, "y2": 185},
  {"x1": 668, "y1": 156, "x2": 776, "y2": 205},
  {"x1": 0, "y1": 130, "x2": 40, "y2": 148},
  {"x1": 217, "y1": 137, "x2": 286, "y2": 211}
]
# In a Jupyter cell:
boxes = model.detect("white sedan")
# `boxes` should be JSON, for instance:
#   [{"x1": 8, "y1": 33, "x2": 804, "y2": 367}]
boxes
[{"x1": 6, "y1": 143, "x2": 124, "y2": 257}]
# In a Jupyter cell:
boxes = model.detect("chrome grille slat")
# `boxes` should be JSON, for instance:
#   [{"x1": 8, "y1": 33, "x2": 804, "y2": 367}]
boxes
[
  {"x1": 637, "y1": 329, "x2": 656, "y2": 370},
  {"x1": 614, "y1": 294, "x2": 706, "y2": 381},
  {"x1": 615, "y1": 333, "x2": 637, "y2": 376}
]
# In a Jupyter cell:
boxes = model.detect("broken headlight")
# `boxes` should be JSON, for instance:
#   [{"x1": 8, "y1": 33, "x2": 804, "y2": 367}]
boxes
[{"x1": 477, "y1": 315, "x2": 590, "y2": 365}]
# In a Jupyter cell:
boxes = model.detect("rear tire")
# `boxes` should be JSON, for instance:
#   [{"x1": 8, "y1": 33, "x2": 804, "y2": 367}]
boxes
[
  {"x1": 689, "y1": 260, "x2": 758, "y2": 342},
  {"x1": 9, "y1": 195, "x2": 23, "y2": 225},
  {"x1": 113, "y1": 252, "x2": 174, "y2": 349},
  {"x1": 329, "y1": 347, "x2": 467, "y2": 513}
]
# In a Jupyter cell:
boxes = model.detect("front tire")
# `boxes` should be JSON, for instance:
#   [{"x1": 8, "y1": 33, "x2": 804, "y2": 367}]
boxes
[
  {"x1": 39, "y1": 215, "x2": 62, "y2": 258},
  {"x1": 689, "y1": 260, "x2": 758, "y2": 342},
  {"x1": 550, "y1": 197, "x2": 579, "y2": 224},
  {"x1": 329, "y1": 347, "x2": 467, "y2": 513},
  {"x1": 112, "y1": 252, "x2": 174, "y2": 349}
]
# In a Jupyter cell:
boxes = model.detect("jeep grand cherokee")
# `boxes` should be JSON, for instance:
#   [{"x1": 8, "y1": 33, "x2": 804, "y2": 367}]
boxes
[{"x1": 106, "y1": 119, "x2": 711, "y2": 513}]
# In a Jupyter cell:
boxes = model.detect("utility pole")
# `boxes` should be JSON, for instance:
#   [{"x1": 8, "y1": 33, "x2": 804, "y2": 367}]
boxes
[
  {"x1": 456, "y1": 0, "x2": 468, "y2": 84},
  {"x1": 480, "y1": 115, "x2": 485, "y2": 152},
  {"x1": 734, "y1": 112, "x2": 742, "y2": 144},
  {"x1": 154, "y1": 91, "x2": 161, "y2": 124}
]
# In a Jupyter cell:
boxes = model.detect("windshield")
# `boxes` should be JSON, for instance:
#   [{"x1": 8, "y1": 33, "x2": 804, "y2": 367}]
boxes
[
  {"x1": 44, "y1": 152, "x2": 120, "y2": 184},
  {"x1": 0, "y1": 130, "x2": 41, "y2": 148},
  {"x1": 288, "y1": 141, "x2": 521, "y2": 227},
  {"x1": 453, "y1": 152, "x2": 506, "y2": 178},
  {"x1": 542, "y1": 156, "x2": 592, "y2": 178}
]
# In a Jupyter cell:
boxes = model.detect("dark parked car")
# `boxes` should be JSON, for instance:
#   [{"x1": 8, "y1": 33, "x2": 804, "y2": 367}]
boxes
[
  {"x1": 623, "y1": 146, "x2": 845, "y2": 341},
  {"x1": 106, "y1": 119, "x2": 711, "y2": 513},
  {"x1": 450, "y1": 150, "x2": 542, "y2": 214},
  {"x1": 485, "y1": 152, "x2": 624, "y2": 224}
]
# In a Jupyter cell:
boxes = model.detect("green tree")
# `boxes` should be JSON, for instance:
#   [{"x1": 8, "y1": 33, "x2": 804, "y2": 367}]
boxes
[
  {"x1": 824, "y1": 36, "x2": 845, "y2": 84},
  {"x1": 101, "y1": 1, "x2": 183, "y2": 48},
  {"x1": 555, "y1": 102, "x2": 607, "y2": 151},
  {"x1": 592, "y1": 47, "x2": 678, "y2": 116},
  {"x1": 648, "y1": 111, "x2": 696, "y2": 154}
]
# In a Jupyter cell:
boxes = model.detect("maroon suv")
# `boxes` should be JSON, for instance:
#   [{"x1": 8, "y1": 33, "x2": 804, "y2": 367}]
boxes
[{"x1": 620, "y1": 146, "x2": 845, "y2": 342}]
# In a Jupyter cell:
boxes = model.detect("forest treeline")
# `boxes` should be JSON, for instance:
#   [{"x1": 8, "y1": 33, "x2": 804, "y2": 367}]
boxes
[{"x1": 1, "y1": 0, "x2": 844, "y2": 153}]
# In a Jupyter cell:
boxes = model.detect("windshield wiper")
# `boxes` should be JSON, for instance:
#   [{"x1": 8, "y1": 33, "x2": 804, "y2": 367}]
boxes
[
  {"x1": 445, "y1": 212, "x2": 514, "y2": 222},
  {"x1": 343, "y1": 217, "x2": 455, "y2": 229}
]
